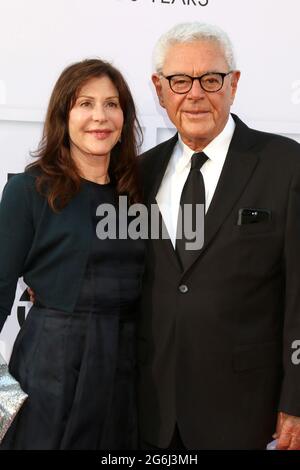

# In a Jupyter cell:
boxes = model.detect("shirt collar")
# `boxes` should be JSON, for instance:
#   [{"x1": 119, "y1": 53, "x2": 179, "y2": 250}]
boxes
[{"x1": 175, "y1": 114, "x2": 236, "y2": 173}]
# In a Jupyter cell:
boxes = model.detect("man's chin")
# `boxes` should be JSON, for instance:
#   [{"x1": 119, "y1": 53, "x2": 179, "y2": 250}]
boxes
[
  {"x1": 180, "y1": 132, "x2": 213, "y2": 150},
  {"x1": 181, "y1": 115, "x2": 213, "y2": 132},
  {"x1": 181, "y1": 125, "x2": 213, "y2": 141}
]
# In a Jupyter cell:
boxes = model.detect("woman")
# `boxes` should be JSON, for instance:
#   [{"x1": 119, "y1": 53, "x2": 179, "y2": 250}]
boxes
[{"x1": 0, "y1": 59, "x2": 144, "y2": 450}]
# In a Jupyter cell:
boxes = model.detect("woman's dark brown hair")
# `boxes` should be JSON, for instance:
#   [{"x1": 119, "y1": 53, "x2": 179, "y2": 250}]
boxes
[{"x1": 27, "y1": 59, "x2": 143, "y2": 211}]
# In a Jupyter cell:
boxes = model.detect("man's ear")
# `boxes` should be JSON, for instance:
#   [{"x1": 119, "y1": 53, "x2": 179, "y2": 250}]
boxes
[
  {"x1": 152, "y1": 73, "x2": 165, "y2": 108},
  {"x1": 230, "y1": 70, "x2": 241, "y2": 104}
]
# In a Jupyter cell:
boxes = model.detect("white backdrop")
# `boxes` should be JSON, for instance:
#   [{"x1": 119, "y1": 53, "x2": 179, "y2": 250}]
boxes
[{"x1": 0, "y1": 0, "x2": 300, "y2": 358}]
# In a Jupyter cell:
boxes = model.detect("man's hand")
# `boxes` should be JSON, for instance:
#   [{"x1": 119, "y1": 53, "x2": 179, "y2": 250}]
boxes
[
  {"x1": 27, "y1": 287, "x2": 35, "y2": 304},
  {"x1": 274, "y1": 412, "x2": 300, "y2": 450}
]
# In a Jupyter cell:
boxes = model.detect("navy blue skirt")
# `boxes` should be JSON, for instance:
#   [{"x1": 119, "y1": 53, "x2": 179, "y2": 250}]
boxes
[{"x1": 1, "y1": 305, "x2": 137, "y2": 450}]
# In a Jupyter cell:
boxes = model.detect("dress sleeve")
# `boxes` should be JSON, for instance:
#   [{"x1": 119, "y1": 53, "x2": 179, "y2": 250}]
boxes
[{"x1": 0, "y1": 174, "x2": 35, "y2": 332}]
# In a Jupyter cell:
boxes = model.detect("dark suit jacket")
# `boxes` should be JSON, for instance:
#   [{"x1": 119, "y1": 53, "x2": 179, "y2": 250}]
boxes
[{"x1": 137, "y1": 114, "x2": 300, "y2": 449}]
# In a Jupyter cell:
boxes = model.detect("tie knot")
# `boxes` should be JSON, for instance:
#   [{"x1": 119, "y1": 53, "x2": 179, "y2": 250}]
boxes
[{"x1": 190, "y1": 152, "x2": 208, "y2": 171}]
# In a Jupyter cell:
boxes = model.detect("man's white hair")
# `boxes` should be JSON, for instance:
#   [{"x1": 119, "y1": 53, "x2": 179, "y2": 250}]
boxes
[{"x1": 153, "y1": 22, "x2": 237, "y2": 73}]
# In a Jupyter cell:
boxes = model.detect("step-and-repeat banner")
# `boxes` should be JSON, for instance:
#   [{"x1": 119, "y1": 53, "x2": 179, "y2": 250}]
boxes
[{"x1": 0, "y1": 0, "x2": 299, "y2": 358}]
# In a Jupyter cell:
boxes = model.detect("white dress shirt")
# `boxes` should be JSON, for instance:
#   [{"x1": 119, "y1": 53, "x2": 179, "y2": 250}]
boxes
[{"x1": 156, "y1": 115, "x2": 236, "y2": 248}]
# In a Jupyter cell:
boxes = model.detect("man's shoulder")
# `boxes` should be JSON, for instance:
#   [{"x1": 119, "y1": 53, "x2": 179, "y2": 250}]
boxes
[
  {"x1": 233, "y1": 115, "x2": 300, "y2": 165},
  {"x1": 250, "y1": 127, "x2": 299, "y2": 149},
  {"x1": 250, "y1": 128, "x2": 300, "y2": 166}
]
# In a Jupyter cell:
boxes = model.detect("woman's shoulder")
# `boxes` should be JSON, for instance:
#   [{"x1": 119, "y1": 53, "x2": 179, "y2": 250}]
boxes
[
  {"x1": 0, "y1": 169, "x2": 47, "y2": 222},
  {"x1": 2, "y1": 169, "x2": 41, "y2": 202}
]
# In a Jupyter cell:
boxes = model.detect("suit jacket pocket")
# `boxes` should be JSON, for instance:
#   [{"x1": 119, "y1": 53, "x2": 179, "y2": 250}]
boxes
[
  {"x1": 233, "y1": 340, "x2": 282, "y2": 372},
  {"x1": 236, "y1": 219, "x2": 275, "y2": 235}
]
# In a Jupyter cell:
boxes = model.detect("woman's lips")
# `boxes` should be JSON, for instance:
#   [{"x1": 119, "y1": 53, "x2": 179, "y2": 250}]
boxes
[{"x1": 87, "y1": 130, "x2": 112, "y2": 139}]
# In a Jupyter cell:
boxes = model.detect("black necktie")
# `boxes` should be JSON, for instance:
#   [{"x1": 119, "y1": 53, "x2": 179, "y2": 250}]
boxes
[{"x1": 176, "y1": 152, "x2": 208, "y2": 270}]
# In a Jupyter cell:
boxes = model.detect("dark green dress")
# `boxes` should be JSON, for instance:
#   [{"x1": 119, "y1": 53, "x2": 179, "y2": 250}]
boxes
[{"x1": 1, "y1": 180, "x2": 145, "y2": 450}]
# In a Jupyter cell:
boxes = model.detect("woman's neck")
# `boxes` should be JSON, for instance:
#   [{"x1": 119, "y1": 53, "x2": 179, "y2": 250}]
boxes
[{"x1": 71, "y1": 147, "x2": 110, "y2": 184}]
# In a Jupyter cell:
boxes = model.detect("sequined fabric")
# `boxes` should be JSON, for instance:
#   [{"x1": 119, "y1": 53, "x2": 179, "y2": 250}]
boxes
[{"x1": 0, "y1": 353, "x2": 28, "y2": 443}]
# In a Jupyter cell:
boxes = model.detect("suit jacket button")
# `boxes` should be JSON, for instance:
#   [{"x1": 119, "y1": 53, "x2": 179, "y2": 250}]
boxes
[{"x1": 179, "y1": 284, "x2": 188, "y2": 294}]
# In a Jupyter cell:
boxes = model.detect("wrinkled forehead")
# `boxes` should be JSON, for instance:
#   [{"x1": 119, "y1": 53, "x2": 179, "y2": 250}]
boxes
[{"x1": 163, "y1": 39, "x2": 228, "y2": 72}]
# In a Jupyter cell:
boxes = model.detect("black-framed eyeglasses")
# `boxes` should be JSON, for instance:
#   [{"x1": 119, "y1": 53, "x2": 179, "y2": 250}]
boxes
[{"x1": 162, "y1": 71, "x2": 233, "y2": 94}]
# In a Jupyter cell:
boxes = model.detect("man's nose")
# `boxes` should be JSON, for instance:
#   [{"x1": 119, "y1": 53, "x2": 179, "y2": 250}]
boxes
[{"x1": 187, "y1": 78, "x2": 205, "y2": 99}]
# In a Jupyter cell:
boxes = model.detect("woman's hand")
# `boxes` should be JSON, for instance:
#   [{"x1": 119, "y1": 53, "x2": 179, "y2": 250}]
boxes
[{"x1": 27, "y1": 287, "x2": 35, "y2": 303}]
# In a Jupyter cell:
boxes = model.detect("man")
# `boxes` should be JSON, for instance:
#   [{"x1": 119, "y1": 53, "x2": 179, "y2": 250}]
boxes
[{"x1": 138, "y1": 22, "x2": 300, "y2": 449}]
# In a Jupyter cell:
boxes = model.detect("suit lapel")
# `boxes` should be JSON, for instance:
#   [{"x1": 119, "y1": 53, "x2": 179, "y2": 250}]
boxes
[
  {"x1": 143, "y1": 117, "x2": 260, "y2": 275},
  {"x1": 182, "y1": 115, "x2": 260, "y2": 275},
  {"x1": 147, "y1": 134, "x2": 178, "y2": 205},
  {"x1": 146, "y1": 134, "x2": 181, "y2": 270}
]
